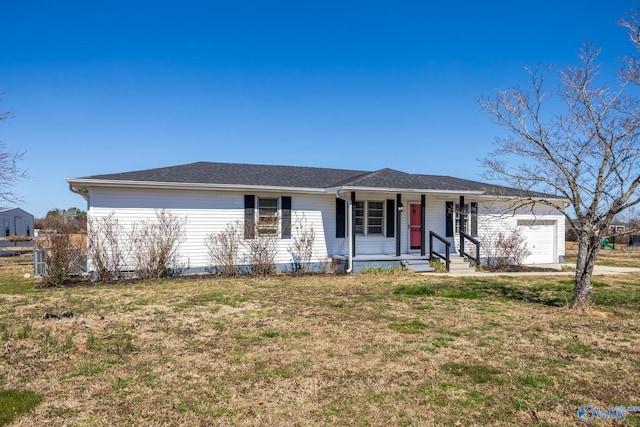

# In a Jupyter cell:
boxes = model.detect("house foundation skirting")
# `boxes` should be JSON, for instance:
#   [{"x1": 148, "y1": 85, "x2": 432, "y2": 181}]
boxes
[{"x1": 331, "y1": 254, "x2": 430, "y2": 273}]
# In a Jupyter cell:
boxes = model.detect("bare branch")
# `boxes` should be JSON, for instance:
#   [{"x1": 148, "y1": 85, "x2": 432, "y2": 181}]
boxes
[{"x1": 479, "y1": 20, "x2": 640, "y2": 309}]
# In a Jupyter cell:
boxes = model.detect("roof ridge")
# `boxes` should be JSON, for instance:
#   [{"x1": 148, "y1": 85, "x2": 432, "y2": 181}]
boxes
[{"x1": 341, "y1": 168, "x2": 411, "y2": 186}]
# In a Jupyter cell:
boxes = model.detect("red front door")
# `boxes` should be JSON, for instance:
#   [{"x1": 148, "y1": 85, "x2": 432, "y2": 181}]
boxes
[{"x1": 410, "y1": 204, "x2": 421, "y2": 249}]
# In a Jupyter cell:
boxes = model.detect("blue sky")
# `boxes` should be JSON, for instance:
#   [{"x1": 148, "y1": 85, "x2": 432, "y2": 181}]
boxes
[{"x1": 1, "y1": 1, "x2": 635, "y2": 217}]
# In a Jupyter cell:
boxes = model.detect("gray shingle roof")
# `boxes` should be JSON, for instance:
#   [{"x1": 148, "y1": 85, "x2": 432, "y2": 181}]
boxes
[
  {"x1": 75, "y1": 161, "x2": 560, "y2": 198},
  {"x1": 81, "y1": 162, "x2": 369, "y2": 189}
]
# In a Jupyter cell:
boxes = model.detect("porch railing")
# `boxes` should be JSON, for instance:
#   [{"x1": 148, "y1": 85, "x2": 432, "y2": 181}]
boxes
[
  {"x1": 459, "y1": 231, "x2": 481, "y2": 267},
  {"x1": 429, "y1": 231, "x2": 451, "y2": 271}
]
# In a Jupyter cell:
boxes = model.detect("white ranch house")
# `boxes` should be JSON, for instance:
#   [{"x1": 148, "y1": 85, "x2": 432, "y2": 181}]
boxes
[{"x1": 67, "y1": 162, "x2": 566, "y2": 274}]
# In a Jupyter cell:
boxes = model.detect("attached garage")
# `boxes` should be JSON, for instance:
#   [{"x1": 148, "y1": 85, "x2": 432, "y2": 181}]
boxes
[{"x1": 518, "y1": 220, "x2": 556, "y2": 264}]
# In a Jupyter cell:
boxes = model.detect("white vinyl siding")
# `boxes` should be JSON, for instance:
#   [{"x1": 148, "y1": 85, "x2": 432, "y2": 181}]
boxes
[
  {"x1": 85, "y1": 187, "x2": 566, "y2": 269},
  {"x1": 89, "y1": 187, "x2": 332, "y2": 271}
]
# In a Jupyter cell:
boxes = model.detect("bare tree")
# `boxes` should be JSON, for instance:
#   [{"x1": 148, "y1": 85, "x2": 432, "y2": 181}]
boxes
[
  {"x1": 478, "y1": 17, "x2": 640, "y2": 309},
  {"x1": 0, "y1": 94, "x2": 27, "y2": 205}
]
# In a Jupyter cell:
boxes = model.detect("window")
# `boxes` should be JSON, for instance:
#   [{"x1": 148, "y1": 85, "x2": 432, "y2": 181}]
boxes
[
  {"x1": 257, "y1": 197, "x2": 278, "y2": 236},
  {"x1": 367, "y1": 201, "x2": 384, "y2": 235},
  {"x1": 354, "y1": 200, "x2": 384, "y2": 235},
  {"x1": 355, "y1": 201, "x2": 365, "y2": 234},
  {"x1": 4, "y1": 220, "x2": 9, "y2": 237},
  {"x1": 455, "y1": 203, "x2": 473, "y2": 235}
]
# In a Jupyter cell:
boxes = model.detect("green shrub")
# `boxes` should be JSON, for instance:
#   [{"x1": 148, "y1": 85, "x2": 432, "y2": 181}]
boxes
[{"x1": 429, "y1": 259, "x2": 447, "y2": 272}]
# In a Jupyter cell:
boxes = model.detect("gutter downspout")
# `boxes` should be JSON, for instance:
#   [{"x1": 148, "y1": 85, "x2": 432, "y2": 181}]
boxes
[{"x1": 336, "y1": 191, "x2": 353, "y2": 274}]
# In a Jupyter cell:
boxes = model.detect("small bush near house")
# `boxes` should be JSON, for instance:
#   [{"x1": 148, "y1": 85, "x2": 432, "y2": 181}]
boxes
[
  {"x1": 127, "y1": 210, "x2": 186, "y2": 279},
  {"x1": 39, "y1": 232, "x2": 85, "y2": 287},
  {"x1": 237, "y1": 214, "x2": 279, "y2": 276},
  {"x1": 87, "y1": 213, "x2": 125, "y2": 282},
  {"x1": 483, "y1": 227, "x2": 532, "y2": 268},
  {"x1": 205, "y1": 222, "x2": 242, "y2": 277},
  {"x1": 288, "y1": 213, "x2": 316, "y2": 273},
  {"x1": 242, "y1": 229, "x2": 278, "y2": 276}
]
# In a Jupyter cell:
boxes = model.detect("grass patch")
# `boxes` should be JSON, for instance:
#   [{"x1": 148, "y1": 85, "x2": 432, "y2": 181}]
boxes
[
  {"x1": 516, "y1": 373, "x2": 552, "y2": 389},
  {"x1": 259, "y1": 329, "x2": 282, "y2": 338},
  {"x1": 178, "y1": 290, "x2": 247, "y2": 308},
  {"x1": 0, "y1": 389, "x2": 43, "y2": 425},
  {"x1": 110, "y1": 377, "x2": 132, "y2": 392},
  {"x1": 74, "y1": 361, "x2": 110, "y2": 377},
  {"x1": 359, "y1": 265, "x2": 405, "y2": 275},
  {"x1": 388, "y1": 320, "x2": 428, "y2": 334},
  {"x1": 16, "y1": 324, "x2": 32, "y2": 340},
  {"x1": 86, "y1": 333, "x2": 102, "y2": 351},
  {"x1": 439, "y1": 288, "x2": 483, "y2": 299},
  {"x1": 441, "y1": 362, "x2": 502, "y2": 384},
  {"x1": 393, "y1": 285, "x2": 435, "y2": 296}
]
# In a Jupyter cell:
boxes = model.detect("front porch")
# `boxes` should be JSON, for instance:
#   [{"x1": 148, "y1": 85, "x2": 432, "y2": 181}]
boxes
[
  {"x1": 331, "y1": 250, "x2": 477, "y2": 274},
  {"x1": 331, "y1": 253, "x2": 434, "y2": 273},
  {"x1": 336, "y1": 189, "x2": 481, "y2": 273}
]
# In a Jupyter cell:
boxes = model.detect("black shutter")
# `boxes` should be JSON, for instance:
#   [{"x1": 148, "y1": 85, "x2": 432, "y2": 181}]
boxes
[
  {"x1": 281, "y1": 196, "x2": 292, "y2": 239},
  {"x1": 386, "y1": 199, "x2": 395, "y2": 238},
  {"x1": 446, "y1": 201, "x2": 454, "y2": 237},
  {"x1": 244, "y1": 195, "x2": 255, "y2": 239},
  {"x1": 471, "y1": 202, "x2": 478, "y2": 237},
  {"x1": 335, "y1": 198, "x2": 346, "y2": 238}
]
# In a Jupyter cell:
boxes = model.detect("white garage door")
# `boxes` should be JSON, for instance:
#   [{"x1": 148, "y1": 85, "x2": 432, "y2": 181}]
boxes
[{"x1": 518, "y1": 220, "x2": 555, "y2": 264}]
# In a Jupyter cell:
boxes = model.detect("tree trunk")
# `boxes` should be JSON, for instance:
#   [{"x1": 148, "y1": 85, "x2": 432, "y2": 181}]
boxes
[{"x1": 569, "y1": 233, "x2": 600, "y2": 310}]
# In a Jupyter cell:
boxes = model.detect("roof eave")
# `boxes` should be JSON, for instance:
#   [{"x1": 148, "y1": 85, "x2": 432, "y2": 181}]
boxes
[
  {"x1": 330, "y1": 186, "x2": 484, "y2": 195},
  {"x1": 475, "y1": 193, "x2": 570, "y2": 202},
  {"x1": 65, "y1": 178, "x2": 328, "y2": 194}
]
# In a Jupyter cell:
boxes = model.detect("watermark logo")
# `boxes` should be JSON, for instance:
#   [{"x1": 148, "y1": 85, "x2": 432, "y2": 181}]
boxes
[{"x1": 577, "y1": 404, "x2": 640, "y2": 423}]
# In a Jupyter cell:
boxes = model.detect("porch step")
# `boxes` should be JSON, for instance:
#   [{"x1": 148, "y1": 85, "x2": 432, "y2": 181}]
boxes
[
  {"x1": 401, "y1": 260, "x2": 435, "y2": 273},
  {"x1": 447, "y1": 256, "x2": 477, "y2": 274}
]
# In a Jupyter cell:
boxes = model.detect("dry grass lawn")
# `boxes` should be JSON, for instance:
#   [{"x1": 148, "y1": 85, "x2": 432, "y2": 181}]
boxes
[
  {"x1": 1, "y1": 257, "x2": 639, "y2": 426},
  {"x1": 565, "y1": 240, "x2": 640, "y2": 268}
]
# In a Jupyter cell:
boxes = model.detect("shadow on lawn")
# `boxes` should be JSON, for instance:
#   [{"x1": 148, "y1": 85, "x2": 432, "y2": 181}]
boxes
[{"x1": 394, "y1": 278, "x2": 571, "y2": 307}]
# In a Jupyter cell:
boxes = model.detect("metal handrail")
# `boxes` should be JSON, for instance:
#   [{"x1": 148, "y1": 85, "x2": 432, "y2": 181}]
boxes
[
  {"x1": 459, "y1": 231, "x2": 480, "y2": 267},
  {"x1": 429, "y1": 231, "x2": 451, "y2": 271}
]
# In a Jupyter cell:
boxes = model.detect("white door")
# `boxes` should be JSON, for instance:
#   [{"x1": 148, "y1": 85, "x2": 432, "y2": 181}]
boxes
[
  {"x1": 14, "y1": 217, "x2": 24, "y2": 236},
  {"x1": 518, "y1": 220, "x2": 555, "y2": 264}
]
